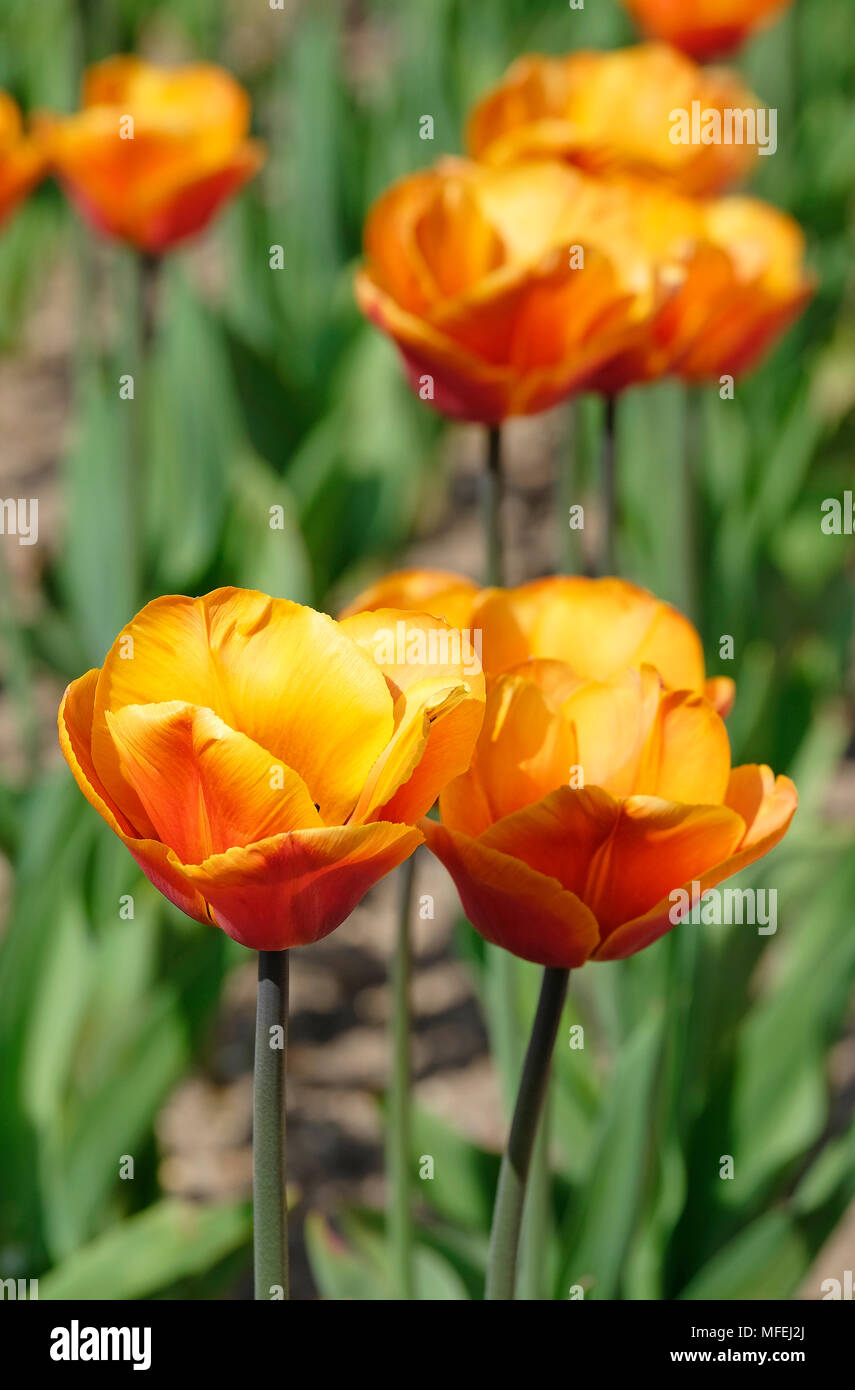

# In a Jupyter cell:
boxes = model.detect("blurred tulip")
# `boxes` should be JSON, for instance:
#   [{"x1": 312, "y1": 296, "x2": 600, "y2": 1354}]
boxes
[
  {"x1": 584, "y1": 181, "x2": 813, "y2": 390},
  {"x1": 58, "y1": 588, "x2": 485, "y2": 950},
  {"x1": 355, "y1": 157, "x2": 669, "y2": 423},
  {"x1": 344, "y1": 568, "x2": 735, "y2": 716},
  {"x1": 467, "y1": 44, "x2": 760, "y2": 196},
  {"x1": 423, "y1": 662, "x2": 796, "y2": 967},
  {"x1": 622, "y1": 0, "x2": 794, "y2": 60},
  {"x1": 0, "y1": 92, "x2": 46, "y2": 228},
  {"x1": 676, "y1": 196, "x2": 814, "y2": 380},
  {"x1": 42, "y1": 56, "x2": 264, "y2": 252}
]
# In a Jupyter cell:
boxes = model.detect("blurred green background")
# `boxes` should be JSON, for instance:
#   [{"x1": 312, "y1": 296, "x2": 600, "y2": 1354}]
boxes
[{"x1": 0, "y1": 0, "x2": 853, "y2": 1299}]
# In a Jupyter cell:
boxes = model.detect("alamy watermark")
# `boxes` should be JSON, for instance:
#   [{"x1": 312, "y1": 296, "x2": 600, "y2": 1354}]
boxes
[
  {"x1": 669, "y1": 101, "x2": 777, "y2": 156},
  {"x1": 372, "y1": 620, "x2": 482, "y2": 678},
  {"x1": 669, "y1": 880, "x2": 777, "y2": 935}
]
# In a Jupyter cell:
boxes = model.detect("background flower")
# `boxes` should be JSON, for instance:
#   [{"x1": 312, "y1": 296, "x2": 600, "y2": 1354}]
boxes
[
  {"x1": 356, "y1": 157, "x2": 671, "y2": 421},
  {"x1": 0, "y1": 91, "x2": 45, "y2": 227},
  {"x1": 467, "y1": 44, "x2": 761, "y2": 195},
  {"x1": 622, "y1": 0, "x2": 795, "y2": 60},
  {"x1": 41, "y1": 56, "x2": 264, "y2": 251}
]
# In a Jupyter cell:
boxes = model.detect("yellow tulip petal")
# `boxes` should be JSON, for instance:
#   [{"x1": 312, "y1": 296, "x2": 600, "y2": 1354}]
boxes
[{"x1": 92, "y1": 589, "x2": 395, "y2": 827}]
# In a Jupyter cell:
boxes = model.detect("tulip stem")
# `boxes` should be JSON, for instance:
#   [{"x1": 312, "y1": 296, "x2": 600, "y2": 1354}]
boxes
[
  {"x1": 485, "y1": 965, "x2": 569, "y2": 1300},
  {"x1": 253, "y1": 948, "x2": 289, "y2": 1300},
  {"x1": 600, "y1": 395, "x2": 617, "y2": 576},
  {"x1": 388, "y1": 851, "x2": 417, "y2": 1298},
  {"x1": 483, "y1": 424, "x2": 505, "y2": 586}
]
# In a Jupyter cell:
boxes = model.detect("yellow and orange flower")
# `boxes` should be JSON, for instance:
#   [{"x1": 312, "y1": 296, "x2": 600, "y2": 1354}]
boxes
[
  {"x1": 58, "y1": 588, "x2": 484, "y2": 951},
  {"x1": 675, "y1": 196, "x2": 814, "y2": 380},
  {"x1": 423, "y1": 662, "x2": 796, "y2": 966},
  {"x1": 0, "y1": 92, "x2": 46, "y2": 228},
  {"x1": 344, "y1": 568, "x2": 735, "y2": 717},
  {"x1": 355, "y1": 157, "x2": 672, "y2": 423},
  {"x1": 41, "y1": 56, "x2": 264, "y2": 252},
  {"x1": 467, "y1": 45, "x2": 760, "y2": 197},
  {"x1": 622, "y1": 0, "x2": 794, "y2": 61},
  {"x1": 582, "y1": 181, "x2": 813, "y2": 390}
]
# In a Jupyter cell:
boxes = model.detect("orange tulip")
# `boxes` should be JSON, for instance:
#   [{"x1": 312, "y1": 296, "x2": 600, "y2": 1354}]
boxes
[
  {"x1": 583, "y1": 182, "x2": 813, "y2": 391},
  {"x1": 58, "y1": 588, "x2": 485, "y2": 950},
  {"x1": 344, "y1": 568, "x2": 735, "y2": 717},
  {"x1": 42, "y1": 56, "x2": 264, "y2": 252},
  {"x1": 423, "y1": 662, "x2": 796, "y2": 967},
  {"x1": 622, "y1": 0, "x2": 794, "y2": 61},
  {"x1": 674, "y1": 196, "x2": 814, "y2": 380},
  {"x1": 0, "y1": 92, "x2": 46, "y2": 228},
  {"x1": 467, "y1": 45, "x2": 760, "y2": 197},
  {"x1": 355, "y1": 157, "x2": 669, "y2": 423}
]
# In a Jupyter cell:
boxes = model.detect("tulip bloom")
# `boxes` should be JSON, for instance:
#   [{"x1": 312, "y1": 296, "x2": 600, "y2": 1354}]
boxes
[
  {"x1": 0, "y1": 92, "x2": 46, "y2": 228},
  {"x1": 423, "y1": 662, "x2": 796, "y2": 967},
  {"x1": 58, "y1": 588, "x2": 485, "y2": 950},
  {"x1": 582, "y1": 182, "x2": 813, "y2": 391},
  {"x1": 622, "y1": 0, "x2": 794, "y2": 60},
  {"x1": 467, "y1": 45, "x2": 760, "y2": 197},
  {"x1": 344, "y1": 568, "x2": 735, "y2": 717},
  {"x1": 355, "y1": 157, "x2": 669, "y2": 423},
  {"x1": 42, "y1": 56, "x2": 264, "y2": 252},
  {"x1": 674, "y1": 196, "x2": 814, "y2": 380}
]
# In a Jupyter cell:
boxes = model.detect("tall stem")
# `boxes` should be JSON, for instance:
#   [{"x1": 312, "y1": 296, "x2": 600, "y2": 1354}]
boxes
[
  {"x1": 599, "y1": 395, "x2": 617, "y2": 577},
  {"x1": 485, "y1": 965, "x2": 569, "y2": 1300},
  {"x1": 483, "y1": 424, "x2": 504, "y2": 586},
  {"x1": 388, "y1": 852, "x2": 416, "y2": 1299},
  {"x1": 254, "y1": 949, "x2": 289, "y2": 1300}
]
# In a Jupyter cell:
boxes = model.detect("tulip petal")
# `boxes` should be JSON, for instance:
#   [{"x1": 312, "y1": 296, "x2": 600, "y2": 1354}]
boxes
[
  {"x1": 339, "y1": 568, "x2": 479, "y2": 629},
  {"x1": 422, "y1": 818, "x2": 599, "y2": 969},
  {"x1": 106, "y1": 701, "x2": 322, "y2": 864},
  {"x1": 91, "y1": 589, "x2": 395, "y2": 828},
  {"x1": 589, "y1": 795, "x2": 746, "y2": 946},
  {"x1": 635, "y1": 686, "x2": 732, "y2": 804},
  {"x1": 182, "y1": 821, "x2": 422, "y2": 951},
  {"x1": 58, "y1": 671, "x2": 210, "y2": 925},
  {"x1": 594, "y1": 769, "x2": 796, "y2": 961},
  {"x1": 339, "y1": 609, "x2": 485, "y2": 823}
]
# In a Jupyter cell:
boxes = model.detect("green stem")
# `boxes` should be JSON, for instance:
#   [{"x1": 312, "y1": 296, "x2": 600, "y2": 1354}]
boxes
[
  {"x1": 485, "y1": 966, "x2": 569, "y2": 1300},
  {"x1": 599, "y1": 395, "x2": 617, "y2": 577},
  {"x1": 559, "y1": 403, "x2": 580, "y2": 575},
  {"x1": 483, "y1": 424, "x2": 504, "y2": 586},
  {"x1": 253, "y1": 949, "x2": 289, "y2": 1300},
  {"x1": 388, "y1": 852, "x2": 416, "y2": 1299}
]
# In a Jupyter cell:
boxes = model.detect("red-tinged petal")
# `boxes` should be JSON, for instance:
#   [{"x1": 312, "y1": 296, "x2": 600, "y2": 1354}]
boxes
[
  {"x1": 58, "y1": 671, "x2": 210, "y2": 925},
  {"x1": 479, "y1": 785, "x2": 620, "y2": 899},
  {"x1": 587, "y1": 794, "x2": 745, "y2": 940},
  {"x1": 421, "y1": 818, "x2": 600, "y2": 969},
  {"x1": 593, "y1": 772, "x2": 796, "y2": 961},
  {"x1": 181, "y1": 822, "x2": 422, "y2": 950}
]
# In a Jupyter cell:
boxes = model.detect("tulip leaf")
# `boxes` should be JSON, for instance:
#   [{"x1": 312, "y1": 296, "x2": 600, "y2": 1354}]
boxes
[
  {"x1": 679, "y1": 1212, "x2": 808, "y2": 1301},
  {"x1": 38, "y1": 1199, "x2": 251, "y2": 1301},
  {"x1": 557, "y1": 1008, "x2": 663, "y2": 1300}
]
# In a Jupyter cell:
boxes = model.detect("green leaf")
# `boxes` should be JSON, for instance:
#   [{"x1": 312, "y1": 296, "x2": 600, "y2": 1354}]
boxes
[
  {"x1": 38, "y1": 1200, "x2": 251, "y2": 1301},
  {"x1": 679, "y1": 1212, "x2": 808, "y2": 1300},
  {"x1": 558, "y1": 1009, "x2": 663, "y2": 1299}
]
